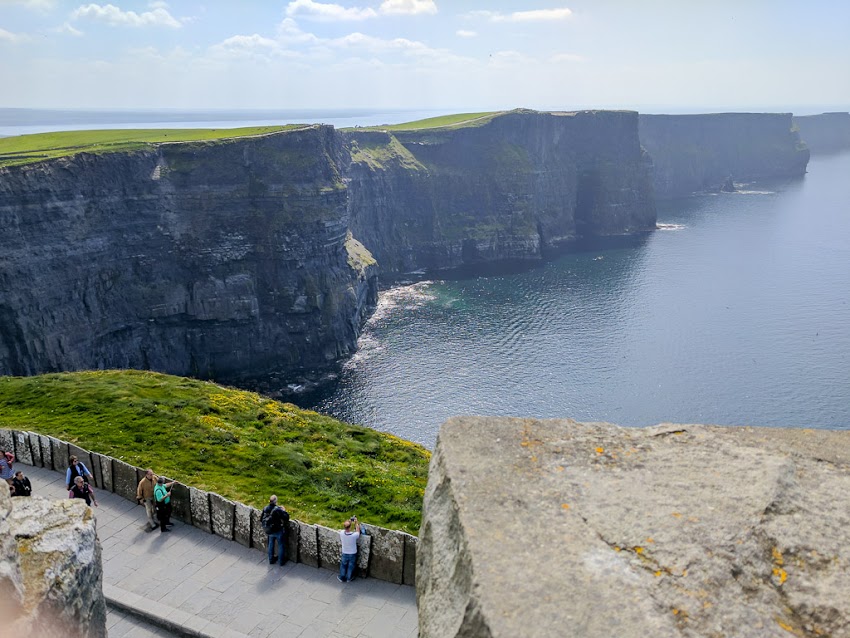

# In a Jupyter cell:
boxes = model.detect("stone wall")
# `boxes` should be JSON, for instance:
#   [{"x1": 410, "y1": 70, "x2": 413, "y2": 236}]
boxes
[
  {"x1": 0, "y1": 466, "x2": 107, "y2": 638},
  {"x1": 1, "y1": 428, "x2": 418, "y2": 586}
]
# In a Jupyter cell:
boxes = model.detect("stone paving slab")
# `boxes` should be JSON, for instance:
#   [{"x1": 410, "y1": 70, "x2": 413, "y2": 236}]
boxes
[{"x1": 21, "y1": 463, "x2": 418, "y2": 638}]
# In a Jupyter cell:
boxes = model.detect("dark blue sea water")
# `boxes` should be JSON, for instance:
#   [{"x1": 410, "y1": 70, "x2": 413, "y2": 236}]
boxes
[{"x1": 306, "y1": 152, "x2": 850, "y2": 447}]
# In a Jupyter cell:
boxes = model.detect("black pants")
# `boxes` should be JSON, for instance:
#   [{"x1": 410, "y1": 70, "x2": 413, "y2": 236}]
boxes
[{"x1": 156, "y1": 501, "x2": 172, "y2": 531}]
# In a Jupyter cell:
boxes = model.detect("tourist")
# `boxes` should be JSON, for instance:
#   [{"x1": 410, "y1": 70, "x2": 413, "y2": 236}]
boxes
[
  {"x1": 337, "y1": 515, "x2": 361, "y2": 583},
  {"x1": 65, "y1": 455, "x2": 94, "y2": 491},
  {"x1": 0, "y1": 449, "x2": 13, "y2": 486},
  {"x1": 261, "y1": 495, "x2": 289, "y2": 565},
  {"x1": 153, "y1": 476, "x2": 176, "y2": 532},
  {"x1": 136, "y1": 469, "x2": 158, "y2": 531},
  {"x1": 10, "y1": 470, "x2": 32, "y2": 497},
  {"x1": 69, "y1": 475, "x2": 98, "y2": 507}
]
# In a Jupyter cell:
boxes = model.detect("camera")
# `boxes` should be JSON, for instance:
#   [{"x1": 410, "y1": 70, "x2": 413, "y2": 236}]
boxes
[{"x1": 350, "y1": 515, "x2": 357, "y2": 521}]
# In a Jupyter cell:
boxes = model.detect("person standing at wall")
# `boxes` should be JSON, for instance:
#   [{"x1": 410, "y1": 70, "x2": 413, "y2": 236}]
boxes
[
  {"x1": 69, "y1": 475, "x2": 98, "y2": 507},
  {"x1": 338, "y1": 516, "x2": 361, "y2": 583},
  {"x1": 66, "y1": 455, "x2": 93, "y2": 491},
  {"x1": 154, "y1": 476, "x2": 176, "y2": 533},
  {"x1": 136, "y1": 469, "x2": 158, "y2": 531},
  {"x1": 0, "y1": 449, "x2": 13, "y2": 487},
  {"x1": 261, "y1": 495, "x2": 289, "y2": 565}
]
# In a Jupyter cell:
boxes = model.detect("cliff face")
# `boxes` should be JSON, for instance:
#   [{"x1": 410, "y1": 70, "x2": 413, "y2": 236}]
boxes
[
  {"x1": 794, "y1": 112, "x2": 850, "y2": 154},
  {"x1": 347, "y1": 110, "x2": 657, "y2": 273},
  {"x1": 639, "y1": 113, "x2": 810, "y2": 198},
  {"x1": 0, "y1": 126, "x2": 377, "y2": 380}
]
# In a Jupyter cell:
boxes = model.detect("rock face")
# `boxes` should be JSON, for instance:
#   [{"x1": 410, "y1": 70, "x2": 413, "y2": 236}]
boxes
[
  {"x1": 0, "y1": 125, "x2": 378, "y2": 381},
  {"x1": 347, "y1": 110, "x2": 656, "y2": 273},
  {"x1": 639, "y1": 113, "x2": 810, "y2": 198},
  {"x1": 417, "y1": 416, "x2": 850, "y2": 638},
  {"x1": 0, "y1": 487, "x2": 107, "y2": 638},
  {"x1": 793, "y1": 112, "x2": 850, "y2": 154}
]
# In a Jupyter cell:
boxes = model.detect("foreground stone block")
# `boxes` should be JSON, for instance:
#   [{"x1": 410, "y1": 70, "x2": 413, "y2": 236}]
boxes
[
  {"x1": 111, "y1": 459, "x2": 137, "y2": 501},
  {"x1": 1, "y1": 487, "x2": 107, "y2": 637},
  {"x1": 402, "y1": 533, "x2": 417, "y2": 586},
  {"x1": 417, "y1": 417, "x2": 850, "y2": 638},
  {"x1": 190, "y1": 488, "x2": 212, "y2": 534},
  {"x1": 297, "y1": 521, "x2": 319, "y2": 568},
  {"x1": 209, "y1": 492, "x2": 235, "y2": 541},
  {"x1": 13, "y1": 431, "x2": 33, "y2": 465},
  {"x1": 234, "y1": 502, "x2": 252, "y2": 547},
  {"x1": 368, "y1": 526, "x2": 404, "y2": 584}
]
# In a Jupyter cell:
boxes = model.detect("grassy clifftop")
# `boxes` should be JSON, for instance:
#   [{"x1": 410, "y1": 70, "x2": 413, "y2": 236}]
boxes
[
  {"x1": 0, "y1": 370, "x2": 429, "y2": 532},
  {"x1": 0, "y1": 126, "x2": 304, "y2": 168}
]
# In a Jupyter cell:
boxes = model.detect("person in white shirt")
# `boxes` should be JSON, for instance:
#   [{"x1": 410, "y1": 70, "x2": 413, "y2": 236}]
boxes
[{"x1": 338, "y1": 516, "x2": 361, "y2": 583}]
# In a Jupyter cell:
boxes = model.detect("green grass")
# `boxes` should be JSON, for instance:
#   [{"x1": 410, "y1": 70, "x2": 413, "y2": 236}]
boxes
[
  {"x1": 0, "y1": 126, "x2": 304, "y2": 168},
  {"x1": 358, "y1": 111, "x2": 502, "y2": 131},
  {"x1": 0, "y1": 370, "x2": 429, "y2": 533}
]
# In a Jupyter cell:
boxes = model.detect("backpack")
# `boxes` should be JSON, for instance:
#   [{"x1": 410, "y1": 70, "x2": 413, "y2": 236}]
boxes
[
  {"x1": 262, "y1": 506, "x2": 289, "y2": 533},
  {"x1": 261, "y1": 505, "x2": 276, "y2": 534}
]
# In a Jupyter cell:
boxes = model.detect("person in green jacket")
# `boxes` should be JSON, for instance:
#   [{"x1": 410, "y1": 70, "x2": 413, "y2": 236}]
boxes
[{"x1": 154, "y1": 476, "x2": 176, "y2": 533}]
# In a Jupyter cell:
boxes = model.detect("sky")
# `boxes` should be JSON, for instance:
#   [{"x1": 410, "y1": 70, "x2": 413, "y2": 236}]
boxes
[{"x1": 0, "y1": 0, "x2": 848, "y2": 113}]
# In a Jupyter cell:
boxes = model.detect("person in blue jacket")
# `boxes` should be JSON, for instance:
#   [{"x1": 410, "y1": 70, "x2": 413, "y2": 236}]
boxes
[{"x1": 66, "y1": 455, "x2": 94, "y2": 490}]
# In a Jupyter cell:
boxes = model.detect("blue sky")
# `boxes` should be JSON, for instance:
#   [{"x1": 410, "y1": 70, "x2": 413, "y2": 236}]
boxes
[{"x1": 1, "y1": 0, "x2": 848, "y2": 112}]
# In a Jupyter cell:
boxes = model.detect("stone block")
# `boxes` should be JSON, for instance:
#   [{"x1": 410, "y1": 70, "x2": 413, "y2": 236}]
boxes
[
  {"x1": 68, "y1": 444, "x2": 94, "y2": 484},
  {"x1": 27, "y1": 432, "x2": 43, "y2": 467},
  {"x1": 169, "y1": 482, "x2": 191, "y2": 524},
  {"x1": 234, "y1": 502, "x2": 252, "y2": 547},
  {"x1": 89, "y1": 453, "x2": 104, "y2": 489},
  {"x1": 357, "y1": 533, "x2": 371, "y2": 575},
  {"x1": 286, "y1": 518, "x2": 299, "y2": 563},
  {"x1": 39, "y1": 435, "x2": 53, "y2": 470},
  {"x1": 250, "y1": 508, "x2": 267, "y2": 552},
  {"x1": 209, "y1": 492, "x2": 235, "y2": 541},
  {"x1": 97, "y1": 455, "x2": 113, "y2": 492},
  {"x1": 50, "y1": 437, "x2": 70, "y2": 476},
  {"x1": 111, "y1": 459, "x2": 138, "y2": 502},
  {"x1": 0, "y1": 429, "x2": 13, "y2": 456},
  {"x1": 13, "y1": 430, "x2": 33, "y2": 465},
  {"x1": 189, "y1": 487, "x2": 212, "y2": 534},
  {"x1": 402, "y1": 533, "x2": 418, "y2": 586},
  {"x1": 317, "y1": 525, "x2": 341, "y2": 571},
  {"x1": 297, "y1": 521, "x2": 319, "y2": 568},
  {"x1": 367, "y1": 526, "x2": 404, "y2": 584}
]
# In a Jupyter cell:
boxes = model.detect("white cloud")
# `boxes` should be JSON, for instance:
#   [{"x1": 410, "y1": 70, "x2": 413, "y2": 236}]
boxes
[
  {"x1": 379, "y1": 0, "x2": 437, "y2": 16},
  {"x1": 276, "y1": 18, "x2": 321, "y2": 46},
  {"x1": 285, "y1": 0, "x2": 377, "y2": 22},
  {"x1": 473, "y1": 7, "x2": 573, "y2": 23},
  {"x1": 456, "y1": 29, "x2": 476, "y2": 38},
  {"x1": 52, "y1": 21, "x2": 84, "y2": 36},
  {"x1": 71, "y1": 3, "x2": 182, "y2": 28},
  {"x1": 0, "y1": 26, "x2": 29, "y2": 43},
  {"x1": 550, "y1": 52, "x2": 583, "y2": 63}
]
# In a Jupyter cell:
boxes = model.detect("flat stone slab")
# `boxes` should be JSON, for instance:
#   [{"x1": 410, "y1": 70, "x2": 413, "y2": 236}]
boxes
[
  {"x1": 189, "y1": 487, "x2": 212, "y2": 533},
  {"x1": 234, "y1": 502, "x2": 252, "y2": 547},
  {"x1": 417, "y1": 417, "x2": 850, "y2": 638},
  {"x1": 111, "y1": 459, "x2": 137, "y2": 501},
  {"x1": 209, "y1": 492, "x2": 235, "y2": 540},
  {"x1": 14, "y1": 430, "x2": 34, "y2": 465},
  {"x1": 368, "y1": 526, "x2": 404, "y2": 584}
]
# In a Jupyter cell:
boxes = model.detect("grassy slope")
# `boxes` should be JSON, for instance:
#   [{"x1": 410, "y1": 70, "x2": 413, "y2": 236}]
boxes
[
  {"x1": 0, "y1": 126, "x2": 303, "y2": 168},
  {"x1": 0, "y1": 370, "x2": 429, "y2": 533},
  {"x1": 357, "y1": 111, "x2": 502, "y2": 131}
]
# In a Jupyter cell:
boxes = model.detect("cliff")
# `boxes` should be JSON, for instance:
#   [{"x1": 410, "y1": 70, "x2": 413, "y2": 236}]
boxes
[
  {"x1": 346, "y1": 110, "x2": 656, "y2": 273},
  {"x1": 0, "y1": 484, "x2": 106, "y2": 638},
  {"x1": 0, "y1": 111, "x2": 656, "y2": 380},
  {"x1": 639, "y1": 113, "x2": 810, "y2": 198},
  {"x1": 0, "y1": 125, "x2": 377, "y2": 381},
  {"x1": 418, "y1": 417, "x2": 850, "y2": 638},
  {"x1": 794, "y1": 112, "x2": 850, "y2": 154}
]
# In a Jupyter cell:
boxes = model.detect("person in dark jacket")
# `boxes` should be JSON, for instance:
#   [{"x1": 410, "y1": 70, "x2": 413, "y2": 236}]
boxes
[
  {"x1": 11, "y1": 470, "x2": 32, "y2": 497},
  {"x1": 66, "y1": 455, "x2": 93, "y2": 490},
  {"x1": 261, "y1": 495, "x2": 289, "y2": 565}
]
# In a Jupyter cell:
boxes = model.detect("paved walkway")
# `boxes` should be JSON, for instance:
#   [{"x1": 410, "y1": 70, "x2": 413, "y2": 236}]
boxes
[{"x1": 23, "y1": 464, "x2": 418, "y2": 638}]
